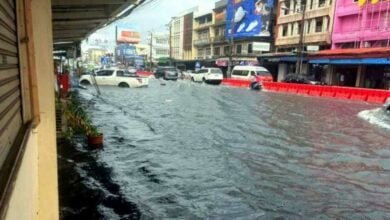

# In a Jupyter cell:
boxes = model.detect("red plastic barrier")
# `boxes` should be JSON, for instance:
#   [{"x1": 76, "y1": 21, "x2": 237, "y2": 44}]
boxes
[
  {"x1": 137, "y1": 71, "x2": 153, "y2": 77},
  {"x1": 334, "y1": 87, "x2": 351, "y2": 100},
  {"x1": 262, "y1": 82, "x2": 390, "y2": 104},
  {"x1": 222, "y1": 78, "x2": 250, "y2": 88}
]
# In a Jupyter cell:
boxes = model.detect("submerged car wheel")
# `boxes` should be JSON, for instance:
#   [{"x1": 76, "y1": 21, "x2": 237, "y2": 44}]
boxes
[
  {"x1": 118, "y1": 82, "x2": 130, "y2": 88},
  {"x1": 80, "y1": 80, "x2": 90, "y2": 85}
]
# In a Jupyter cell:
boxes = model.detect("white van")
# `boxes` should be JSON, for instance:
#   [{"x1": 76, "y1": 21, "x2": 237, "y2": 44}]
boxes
[{"x1": 231, "y1": 66, "x2": 273, "y2": 82}]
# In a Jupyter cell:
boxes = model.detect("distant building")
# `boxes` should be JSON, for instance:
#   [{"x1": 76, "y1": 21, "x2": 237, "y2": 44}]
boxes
[{"x1": 148, "y1": 33, "x2": 170, "y2": 64}]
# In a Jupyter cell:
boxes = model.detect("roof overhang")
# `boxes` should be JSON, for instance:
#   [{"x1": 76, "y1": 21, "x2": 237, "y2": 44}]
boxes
[
  {"x1": 310, "y1": 48, "x2": 390, "y2": 58},
  {"x1": 52, "y1": 0, "x2": 144, "y2": 51}
]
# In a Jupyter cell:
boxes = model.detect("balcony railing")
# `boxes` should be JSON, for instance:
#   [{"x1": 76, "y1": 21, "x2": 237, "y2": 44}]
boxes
[
  {"x1": 212, "y1": 35, "x2": 227, "y2": 43},
  {"x1": 195, "y1": 22, "x2": 212, "y2": 30},
  {"x1": 194, "y1": 38, "x2": 211, "y2": 46}
]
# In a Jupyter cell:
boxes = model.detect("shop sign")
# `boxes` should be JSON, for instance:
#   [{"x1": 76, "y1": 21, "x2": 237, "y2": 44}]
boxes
[
  {"x1": 253, "y1": 42, "x2": 270, "y2": 51},
  {"x1": 307, "y1": 45, "x2": 319, "y2": 51}
]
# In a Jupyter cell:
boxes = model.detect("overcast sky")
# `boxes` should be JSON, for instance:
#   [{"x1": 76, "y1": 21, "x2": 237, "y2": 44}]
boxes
[{"x1": 86, "y1": 0, "x2": 218, "y2": 47}]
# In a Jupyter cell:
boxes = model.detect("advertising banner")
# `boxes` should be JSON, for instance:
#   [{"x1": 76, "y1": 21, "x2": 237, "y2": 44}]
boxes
[
  {"x1": 226, "y1": 0, "x2": 273, "y2": 38},
  {"x1": 117, "y1": 28, "x2": 141, "y2": 44}
]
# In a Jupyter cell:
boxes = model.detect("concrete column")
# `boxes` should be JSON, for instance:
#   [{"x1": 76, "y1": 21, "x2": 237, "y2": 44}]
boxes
[
  {"x1": 311, "y1": 19, "x2": 316, "y2": 33},
  {"x1": 279, "y1": 25, "x2": 284, "y2": 37},
  {"x1": 304, "y1": 20, "x2": 309, "y2": 34},
  {"x1": 325, "y1": 65, "x2": 334, "y2": 85},
  {"x1": 278, "y1": 63, "x2": 288, "y2": 82},
  {"x1": 289, "y1": 0, "x2": 295, "y2": 14},
  {"x1": 356, "y1": 65, "x2": 366, "y2": 87},
  {"x1": 323, "y1": 16, "x2": 328, "y2": 32}
]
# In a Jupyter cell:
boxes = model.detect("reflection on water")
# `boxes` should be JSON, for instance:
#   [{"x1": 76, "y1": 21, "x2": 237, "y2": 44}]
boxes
[{"x1": 78, "y1": 80, "x2": 390, "y2": 219}]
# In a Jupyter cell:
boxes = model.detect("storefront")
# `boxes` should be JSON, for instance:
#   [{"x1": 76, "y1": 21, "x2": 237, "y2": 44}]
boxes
[{"x1": 309, "y1": 48, "x2": 390, "y2": 90}]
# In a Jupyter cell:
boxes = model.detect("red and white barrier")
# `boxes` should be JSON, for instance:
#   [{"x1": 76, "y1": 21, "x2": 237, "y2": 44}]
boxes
[{"x1": 221, "y1": 79, "x2": 390, "y2": 104}]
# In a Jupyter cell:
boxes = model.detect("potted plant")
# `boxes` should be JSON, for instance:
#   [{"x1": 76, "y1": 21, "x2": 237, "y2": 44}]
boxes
[{"x1": 65, "y1": 94, "x2": 103, "y2": 148}]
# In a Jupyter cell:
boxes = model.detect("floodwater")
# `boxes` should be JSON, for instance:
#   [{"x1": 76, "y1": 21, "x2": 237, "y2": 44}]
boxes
[{"x1": 71, "y1": 79, "x2": 390, "y2": 219}]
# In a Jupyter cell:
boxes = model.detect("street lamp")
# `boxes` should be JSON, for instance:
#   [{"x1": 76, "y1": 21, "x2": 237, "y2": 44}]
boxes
[{"x1": 282, "y1": 0, "x2": 306, "y2": 75}]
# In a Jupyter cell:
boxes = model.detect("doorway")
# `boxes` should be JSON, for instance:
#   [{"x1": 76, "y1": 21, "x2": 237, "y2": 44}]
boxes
[{"x1": 334, "y1": 66, "x2": 358, "y2": 87}]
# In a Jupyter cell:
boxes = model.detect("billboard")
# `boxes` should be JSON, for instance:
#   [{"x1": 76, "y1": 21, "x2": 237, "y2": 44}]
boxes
[
  {"x1": 116, "y1": 28, "x2": 141, "y2": 44},
  {"x1": 226, "y1": 0, "x2": 273, "y2": 38}
]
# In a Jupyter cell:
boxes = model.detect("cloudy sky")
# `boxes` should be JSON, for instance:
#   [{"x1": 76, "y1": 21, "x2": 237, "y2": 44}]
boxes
[{"x1": 85, "y1": 0, "x2": 219, "y2": 48}]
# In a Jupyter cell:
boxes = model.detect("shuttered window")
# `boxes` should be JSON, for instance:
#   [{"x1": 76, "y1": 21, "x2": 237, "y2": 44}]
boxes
[{"x1": 0, "y1": 0, "x2": 23, "y2": 169}]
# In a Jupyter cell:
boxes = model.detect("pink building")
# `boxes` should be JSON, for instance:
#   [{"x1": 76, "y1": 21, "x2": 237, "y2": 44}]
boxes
[{"x1": 332, "y1": 0, "x2": 390, "y2": 49}]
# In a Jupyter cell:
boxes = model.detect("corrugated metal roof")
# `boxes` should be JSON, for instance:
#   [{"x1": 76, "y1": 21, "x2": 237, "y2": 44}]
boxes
[{"x1": 52, "y1": 0, "x2": 144, "y2": 50}]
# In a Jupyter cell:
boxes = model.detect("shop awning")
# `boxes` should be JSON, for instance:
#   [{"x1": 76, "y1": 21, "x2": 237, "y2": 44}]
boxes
[
  {"x1": 310, "y1": 48, "x2": 390, "y2": 58},
  {"x1": 310, "y1": 58, "x2": 390, "y2": 64}
]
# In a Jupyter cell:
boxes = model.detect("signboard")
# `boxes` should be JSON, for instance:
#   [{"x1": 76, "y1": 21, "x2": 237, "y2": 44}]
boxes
[
  {"x1": 117, "y1": 28, "x2": 141, "y2": 44},
  {"x1": 253, "y1": 42, "x2": 270, "y2": 51},
  {"x1": 307, "y1": 45, "x2": 319, "y2": 51},
  {"x1": 226, "y1": 0, "x2": 274, "y2": 38}
]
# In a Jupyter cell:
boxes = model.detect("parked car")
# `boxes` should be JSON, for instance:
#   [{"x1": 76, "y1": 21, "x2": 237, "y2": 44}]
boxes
[
  {"x1": 283, "y1": 74, "x2": 326, "y2": 85},
  {"x1": 231, "y1": 66, "x2": 273, "y2": 83},
  {"x1": 154, "y1": 66, "x2": 179, "y2": 80},
  {"x1": 79, "y1": 68, "x2": 148, "y2": 88},
  {"x1": 190, "y1": 67, "x2": 224, "y2": 84}
]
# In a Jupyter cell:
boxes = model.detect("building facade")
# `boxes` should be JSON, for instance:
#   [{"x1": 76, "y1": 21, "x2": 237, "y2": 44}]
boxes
[
  {"x1": 308, "y1": 0, "x2": 390, "y2": 90},
  {"x1": 150, "y1": 33, "x2": 170, "y2": 63},
  {"x1": 192, "y1": 0, "x2": 275, "y2": 75},
  {"x1": 274, "y1": 0, "x2": 336, "y2": 81}
]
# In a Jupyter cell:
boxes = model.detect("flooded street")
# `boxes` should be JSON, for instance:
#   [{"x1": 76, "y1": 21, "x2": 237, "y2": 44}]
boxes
[{"x1": 74, "y1": 79, "x2": 389, "y2": 219}]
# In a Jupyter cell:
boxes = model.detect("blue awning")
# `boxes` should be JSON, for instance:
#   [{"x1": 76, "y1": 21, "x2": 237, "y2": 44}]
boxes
[
  {"x1": 280, "y1": 57, "x2": 308, "y2": 62},
  {"x1": 309, "y1": 58, "x2": 390, "y2": 64}
]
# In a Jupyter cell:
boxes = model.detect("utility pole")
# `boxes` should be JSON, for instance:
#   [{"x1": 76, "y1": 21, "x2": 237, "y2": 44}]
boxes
[
  {"x1": 227, "y1": 1, "x2": 235, "y2": 78},
  {"x1": 149, "y1": 32, "x2": 153, "y2": 69},
  {"x1": 296, "y1": 2, "x2": 306, "y2": 75},
  {"x1": 169, "y1": 21, "x2": 173, "y2": 66}
]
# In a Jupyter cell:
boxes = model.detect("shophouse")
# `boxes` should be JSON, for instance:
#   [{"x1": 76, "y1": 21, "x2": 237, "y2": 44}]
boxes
[
  {"x1": 146, "y1": 33, "x2": 170, "y2": 64},
  {"x1": 193, "y1": 0, "x2": 276, "y2": 76},
  {"x1": 309, "y1": 0, "x2": 390, "y2": 89},
  {"x1": 271, "y1": 0, "x2": 336, "y2": 81}
]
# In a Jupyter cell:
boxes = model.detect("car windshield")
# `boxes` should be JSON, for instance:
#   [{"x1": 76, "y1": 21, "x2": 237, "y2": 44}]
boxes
[
  {"x1": 210, "y1": 69, "x2": 222, "y2": 74},
  {"x1": 255, "y1": 71, "x2": 271, "y2": 76}
]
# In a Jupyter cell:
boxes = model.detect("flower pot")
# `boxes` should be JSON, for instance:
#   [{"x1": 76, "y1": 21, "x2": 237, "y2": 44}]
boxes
[{"x1": 87, "y1": 133, "x2": 103, "y2": 148}]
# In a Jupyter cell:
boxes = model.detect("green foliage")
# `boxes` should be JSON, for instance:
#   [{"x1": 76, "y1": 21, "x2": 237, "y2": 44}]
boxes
[{"x1": 65, "y1": 92, "x2": 100, "y2": 137}]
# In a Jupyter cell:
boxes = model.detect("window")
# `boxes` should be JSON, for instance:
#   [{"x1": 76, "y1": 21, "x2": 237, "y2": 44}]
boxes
[
  {"x1": 307, "y1": 20, "x2": 311, "y2": 33},
  {"x1": 96, "y1": 70, "x2": 114, "y2": 76},
  {"x1": 215, "y1": 29, "x2": 219, "y2": 36},
  {"x1": 206, "y1": 47, "x2": 211, "y2": 55},
  {"x1": 296, "y1": 23, "x2": 301, "y2": 36},
  {"x1": 316, "y1": 18, "x2": 323, "y2": 32},
  {"x1": 231, "y1": 70, "x2": 249, "y2": 76},
  {"x1": 236, "y1": 44, "x2": 242, "y2": 54},
  {"x1": 125, "y1": 49, "x2": 135, "y2": 55},
  {"x1": 214, "y1": 47, "x2": 220, "y2": 56},
  {"x1": 283, "y1": 1, "x2": 290, "y2": 15},
  {"x1": 117, "y1": 71, "x2": 124, "y2": 76},
  {"x1": 224, "y1": 46, "x2": 230, "y2": 55},
  {"x1": 211, "y1": 68, "x2": 222, "y2": 74},
  {"x1": 282, "y1": 25, "x2": 288, "y2": 36},
  {"x1": 319, "y1": 0, "x2": 326, "y2": 7},
  {"x1": 248, "y1": 44, "x2": 253, "y2": 53}
]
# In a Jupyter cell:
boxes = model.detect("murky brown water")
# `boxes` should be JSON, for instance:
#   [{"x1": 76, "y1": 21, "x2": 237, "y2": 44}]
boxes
[{"x1": 78, "y1": 79, "x2": 390, "y2": 219}]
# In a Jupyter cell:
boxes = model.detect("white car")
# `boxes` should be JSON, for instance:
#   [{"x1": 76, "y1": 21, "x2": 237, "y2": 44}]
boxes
[
  {"x1": 190, "y1": 68, "x2": 224, "y2": 84},
  {"x1": 79, "y1": 68, "x2": 148, "y2": 88}
]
